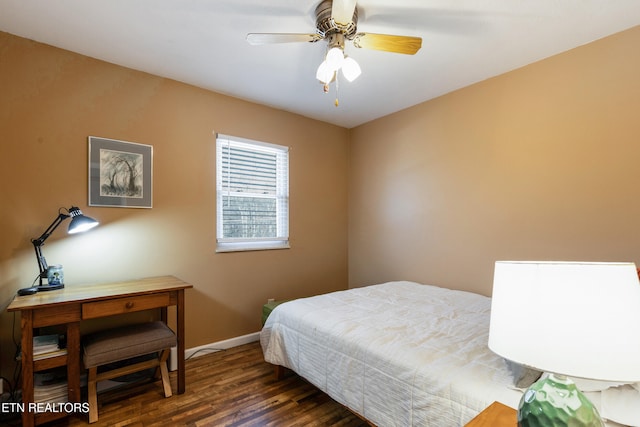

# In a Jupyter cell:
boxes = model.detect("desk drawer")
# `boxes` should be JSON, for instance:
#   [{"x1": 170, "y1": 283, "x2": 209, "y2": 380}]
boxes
[{"x1": 82, "y1": 293, "x2": 170, "y2": 319}]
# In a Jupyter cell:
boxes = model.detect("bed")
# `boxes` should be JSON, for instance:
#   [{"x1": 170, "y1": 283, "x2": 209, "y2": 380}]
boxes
[{"x1": 260, "y1": 281, "x2": 640, "y2": 426}]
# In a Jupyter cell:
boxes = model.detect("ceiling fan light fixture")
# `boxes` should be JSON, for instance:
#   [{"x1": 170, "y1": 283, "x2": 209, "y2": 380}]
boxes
[
  {"x1": 246, "y1": 0, "x2": 423, "y2": 102},
  {"x1": 341, "y1": 56, "x2": 361, "y2": 82},
  {"x1": 316, "y1": 60, "x2": 335, "y2": 84},
  {"x1": 325, "y1": 46, "x2": 345, "y2": 70}
]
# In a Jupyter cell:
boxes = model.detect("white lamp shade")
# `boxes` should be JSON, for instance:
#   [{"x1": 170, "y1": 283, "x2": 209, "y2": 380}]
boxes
[
  {"x1": 316, "y1": 60, "x2": 334, "y2": 84},
  {"x1": 341, "y1": 56, "x2": 361, "y2": 82},
  {"x1": 489, "y1": 261, "x2": 640, "y2": 382},
  {"x1": 325, "y1": 47, "x2": 344, "y2": 71}
]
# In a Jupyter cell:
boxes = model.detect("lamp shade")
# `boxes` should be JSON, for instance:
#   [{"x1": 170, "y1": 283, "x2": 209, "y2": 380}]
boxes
[
  {"x1": 341, "y1": 56, "x2": 361, "y2": 82},
  {"x1": 67, "y1": 206, "x2": 99, "y2": 234},
  {"x1": 325, "y1": 47, "x2": 344, "y2": 71},
  {"x1": 316, "y1": 60, "x2": 334, "y2": 84},
  {"x1": 489, "y1": 261, "x2": 640, "y2": 382}
]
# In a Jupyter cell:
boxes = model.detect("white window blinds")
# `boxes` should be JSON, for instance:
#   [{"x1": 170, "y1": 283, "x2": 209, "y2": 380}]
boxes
[{"x1": 216, "y1": 134, "x2": 289, "y2": 252}]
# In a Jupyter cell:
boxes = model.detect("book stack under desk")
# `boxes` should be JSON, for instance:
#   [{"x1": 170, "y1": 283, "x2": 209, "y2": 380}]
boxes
[
  {"x1": 33, "y1": 334, "x2": 67, "y2": 360},
  {"x1": 32, "y1": 336, "x2": 68, "y2": 405},
  {"x1": 24, "y1": 334, "x2": 68, "y2": 372},
  {"x1": 33, "y1": 368, "x2": 68, "y2": 405}
]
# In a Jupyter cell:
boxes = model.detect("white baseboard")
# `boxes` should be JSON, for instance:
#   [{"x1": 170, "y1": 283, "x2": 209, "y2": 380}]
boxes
[{"x1": 169, "y1": 331, "x2": 260, "y2": 371}]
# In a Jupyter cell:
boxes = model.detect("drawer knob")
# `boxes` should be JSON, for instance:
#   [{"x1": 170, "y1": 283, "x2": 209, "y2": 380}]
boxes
[{"x1": 125, "y1": 301, "x2": 134, "y2": 309}]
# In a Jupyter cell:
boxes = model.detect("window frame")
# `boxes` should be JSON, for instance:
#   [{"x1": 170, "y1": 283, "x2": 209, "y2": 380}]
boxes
[{"x1": 215, "y1": 133, "x2": 290, "y2": 253}]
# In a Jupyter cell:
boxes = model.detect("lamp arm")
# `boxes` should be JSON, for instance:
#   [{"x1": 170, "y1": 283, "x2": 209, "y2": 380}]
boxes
[
  {"x1": 31, "y1": 212, "x2": 70, "y2": 276},
  {"x1": 33, "y1": 244, "x2": 48, "y2": 278}
]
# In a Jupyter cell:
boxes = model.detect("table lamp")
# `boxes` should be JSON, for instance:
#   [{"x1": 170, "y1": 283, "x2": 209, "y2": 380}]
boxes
[
  {"x1": 31, "y1": 206, "x2": 99, "y2": 290},
  {"x1": 488, "y1": 261, "x2": 640, "y2": 427}
]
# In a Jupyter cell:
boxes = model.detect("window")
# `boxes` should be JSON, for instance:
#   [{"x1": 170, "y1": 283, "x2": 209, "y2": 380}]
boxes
[{"x1": 216, "y1": 134, "x2": 289, "y2": 252}]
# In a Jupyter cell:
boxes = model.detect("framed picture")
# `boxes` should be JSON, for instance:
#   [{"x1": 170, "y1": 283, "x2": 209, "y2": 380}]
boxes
[{"x1": 88, "y1": 136, "x2": 153, "y2": 208}]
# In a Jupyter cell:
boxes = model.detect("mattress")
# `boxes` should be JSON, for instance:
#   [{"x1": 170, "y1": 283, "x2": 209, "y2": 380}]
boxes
[{"x1": 260, "y1": 281, "x2": 523, "y2": 426}]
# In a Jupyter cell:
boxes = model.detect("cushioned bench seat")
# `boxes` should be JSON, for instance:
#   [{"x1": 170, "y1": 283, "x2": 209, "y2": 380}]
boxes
[
  {"x1": 83, "y1": 321, "x2": 176, "y2": 368},
  {"x1": 83, "y1": 321, "x2": 176, "y2": 423}
]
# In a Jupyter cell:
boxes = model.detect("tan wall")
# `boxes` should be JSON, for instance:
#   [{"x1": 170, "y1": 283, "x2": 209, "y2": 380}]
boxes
[
  {"x1": 349, "y1": 26, "x2": 640, "y2": 295},
  {"x1": 0, "y1": 32, "x2": 349, "y2": 380}
]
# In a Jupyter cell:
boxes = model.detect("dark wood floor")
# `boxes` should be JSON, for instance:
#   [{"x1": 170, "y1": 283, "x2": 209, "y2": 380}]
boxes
[{"x1": 42, "y1": 341, "x2": 370, "y2": 426}]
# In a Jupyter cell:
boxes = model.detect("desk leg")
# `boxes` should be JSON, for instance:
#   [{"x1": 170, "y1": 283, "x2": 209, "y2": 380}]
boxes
[
  {"x1": 66, "y1": 322, "x2": 81, "y2": 403},
  {"x1": 21, "y1": 310, "x2": 35, "y2": 427},
  {"x1": 177, "y1": 289, "x2": 186, "y2": 394},
  {"x1": 160, "y1": 306, "x2": 168, "y2": 324}
]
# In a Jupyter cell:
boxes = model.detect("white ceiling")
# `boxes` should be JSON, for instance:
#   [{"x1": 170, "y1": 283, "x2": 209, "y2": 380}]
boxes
[{"x1": 1, "y1": 0, "x2": 639, "y2": 128}]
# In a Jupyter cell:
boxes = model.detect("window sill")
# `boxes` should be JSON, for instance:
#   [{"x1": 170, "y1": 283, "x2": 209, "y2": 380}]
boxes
[{"x1": 216, "y1": 241, "x2": 290, "y2": 253}]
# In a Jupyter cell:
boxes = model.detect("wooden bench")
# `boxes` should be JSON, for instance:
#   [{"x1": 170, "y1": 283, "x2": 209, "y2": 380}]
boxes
[{"x1": 82, "y1": 321, "x2": 176, "y2": 423}]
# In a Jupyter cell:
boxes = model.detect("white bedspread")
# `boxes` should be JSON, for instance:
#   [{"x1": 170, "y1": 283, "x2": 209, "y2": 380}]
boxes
[{"x1": 260, "y1": 281, "x2": 523, "y2": 426}]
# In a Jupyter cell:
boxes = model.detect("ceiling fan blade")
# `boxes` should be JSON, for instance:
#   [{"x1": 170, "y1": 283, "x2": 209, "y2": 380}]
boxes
[
  {"x1": 331, "y1": 0, "x2": 357, "y2": 25},
  {"x1": 352, "y1": 33, "x2": 422, "y2": 55},
  {"x1": 246, "y1": 33, "x2": 322, "y2": 45}
]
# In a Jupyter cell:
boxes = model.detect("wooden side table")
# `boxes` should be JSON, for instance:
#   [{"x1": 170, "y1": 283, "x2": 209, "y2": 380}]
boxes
[{"x1": 465, "y1": 401, "x2": 517, "y2": 426}]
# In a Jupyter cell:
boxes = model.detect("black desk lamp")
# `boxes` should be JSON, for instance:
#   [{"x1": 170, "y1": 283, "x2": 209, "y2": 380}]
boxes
[{"x1": 31, "y1": 206, "x2": 99, "y2": 290}]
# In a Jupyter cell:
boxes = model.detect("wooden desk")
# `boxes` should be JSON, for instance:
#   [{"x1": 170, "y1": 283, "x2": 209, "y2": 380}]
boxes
[
  {"x1": 465, "y1": 401, "x2": 517, "y2": 426},
  {"x1": 7, "y1": 275, "x2": 192, "y2": 427}
]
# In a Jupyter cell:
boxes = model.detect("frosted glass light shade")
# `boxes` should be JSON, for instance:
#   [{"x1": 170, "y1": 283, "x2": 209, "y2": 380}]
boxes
[
  {"x1": 316, "y1": 60, "x2": 334, "y2": 84},
  {"x1": 325, "y1": 47, "x2": 344, "y2": 70},
  {"x1": 341, "y1": 56, "x2": 361, "y2": 82},
  {"x1": 489, "y1": 261, "x2": 640, "y2": 382}
]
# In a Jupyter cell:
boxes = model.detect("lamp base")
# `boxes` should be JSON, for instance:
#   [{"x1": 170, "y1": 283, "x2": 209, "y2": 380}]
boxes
[
  {"x1": 517, "y1": 373, "x2": 603, "y2": 427},
  {"x1": 37, "y1": 283, "x2": 64, "y2": 291}
]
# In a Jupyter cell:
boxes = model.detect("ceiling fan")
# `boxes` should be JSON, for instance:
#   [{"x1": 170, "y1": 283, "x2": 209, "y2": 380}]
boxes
[{"x1": 246, "y1": 0, "x2": 422, "y2": 106}]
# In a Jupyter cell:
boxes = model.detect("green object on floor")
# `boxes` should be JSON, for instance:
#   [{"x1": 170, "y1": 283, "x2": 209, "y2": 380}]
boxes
[{"x1": 262, "y1": 300, "x2": 288, "y2": 326}]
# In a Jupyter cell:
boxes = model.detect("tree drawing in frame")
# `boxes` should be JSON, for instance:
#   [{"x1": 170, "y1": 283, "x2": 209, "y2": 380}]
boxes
[
  {"x1": 89, "y1": 136, "x2": 153, "y2": 208},
  {"x1": 100, "y1": 149, "x2": 143, "y2": 198}
]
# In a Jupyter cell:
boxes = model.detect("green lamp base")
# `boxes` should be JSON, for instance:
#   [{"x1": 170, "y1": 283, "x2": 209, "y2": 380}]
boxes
[{"x1": 518, "y1": 373, "x2": 604, "y2": 427}]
